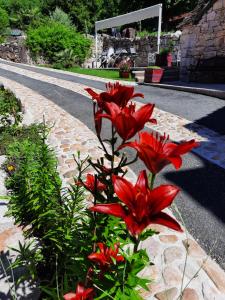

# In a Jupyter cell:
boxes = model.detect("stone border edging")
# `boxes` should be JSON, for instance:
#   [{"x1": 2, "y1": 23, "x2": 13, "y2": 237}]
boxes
[{"x1": 142, "y1": 82, "x2": 225, "y2": 100}]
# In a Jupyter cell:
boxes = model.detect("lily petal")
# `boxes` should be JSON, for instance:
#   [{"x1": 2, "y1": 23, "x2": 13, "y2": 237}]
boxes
[
  {"x1": 151, "y1": 212, "x2": 183, "y2": 232},
  {"x1": 90, "y1": 203, "x2": 126, "y2": 218},
  {"x1": 150, "y1": 185, "x2": 180, "y2": 215},
  {"x1": 85, "y1": 88, "x2": 100, "y2": 101},
  {"x1": 112, "y1": 175, "x2": 135, "y2": 209}
]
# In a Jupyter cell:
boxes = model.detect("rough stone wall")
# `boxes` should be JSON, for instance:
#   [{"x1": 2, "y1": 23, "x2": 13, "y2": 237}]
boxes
[
  {"x1": 83, "y1": 34, "x2": 180, "y2": 68},
  {"x1": 102, "y1": 35, "x2": 180, "y2": 67},
  {"x1": 180, "y1": 0, "x2": 225, "y2": 81},
  {"x1": 83, "y1": 34, "x2": 102, "y2": 68},
  {"x1": 0, "y1": 36, "x2": 32, "y2": 64}
]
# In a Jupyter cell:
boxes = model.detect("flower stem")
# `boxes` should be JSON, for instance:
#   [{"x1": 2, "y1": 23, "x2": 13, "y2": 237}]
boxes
[
  {"x1": 111, "y1": 124, "x2": 115, "y2": 170},
  {"x1": 133, "y1": 237, "x2": 140, "y2": 253},
  {"x1": 149, "y1": 173, "x2": 156, "y2": 190}
]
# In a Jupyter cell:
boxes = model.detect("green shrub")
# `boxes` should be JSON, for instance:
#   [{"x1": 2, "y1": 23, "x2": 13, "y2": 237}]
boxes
[
  {"x1": 0, "y1": 123, "x2": 44, "y2": 155},
  {"x1": 26, "y1": 20, "x2": 92, "y2": 64},
  {"x1": 0, "y1": 8, "x2": 9, "y2": 34},
  {"x1": 54, "y1": 48, "x2": 78, "y2": 68},
  {"x1": 0, "y1": 36, "x2": 5, "y2": 43}
]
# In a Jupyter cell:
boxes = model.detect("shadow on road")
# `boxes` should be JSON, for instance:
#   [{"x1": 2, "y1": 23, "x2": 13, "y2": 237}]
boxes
[
  {"x1": 195, "y1": 106, "x2": 225, "y2": 135},
  {"x1": 164, "y1": 156, "x2": 225, "y2": 224}
]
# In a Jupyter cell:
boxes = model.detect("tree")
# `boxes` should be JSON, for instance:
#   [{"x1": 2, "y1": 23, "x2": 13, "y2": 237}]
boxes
[
  {"x1": 118, "y1": 0, "x2": 197, "y2": 30},
  {"x1": 50, "y1": 7, "x2": 73, "y2": 27}
]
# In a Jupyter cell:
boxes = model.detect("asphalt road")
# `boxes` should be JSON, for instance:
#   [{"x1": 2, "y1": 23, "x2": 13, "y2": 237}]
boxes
[{"x1": 0, "y1": 62, "x2": 224, "y2": 269}]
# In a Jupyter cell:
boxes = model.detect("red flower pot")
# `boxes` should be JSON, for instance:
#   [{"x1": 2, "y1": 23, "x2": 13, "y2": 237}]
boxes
[
  {"x1": 119, "y1": 71, "x2": 130, "y2": 78},
  {"x1": 167, "y1": 53, "x2": 173, "y2": 67},
  {"x1": 144, "y1": 68, "x2": 164, "y2": 83},
  {"x1": 155, "y1": 53, "x2": 173, "y2": 67}
]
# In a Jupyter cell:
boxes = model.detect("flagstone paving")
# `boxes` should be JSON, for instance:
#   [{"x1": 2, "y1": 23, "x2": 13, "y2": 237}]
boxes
[{"x1": 0, "y1": 78, "x2": 224, "y2": 299}]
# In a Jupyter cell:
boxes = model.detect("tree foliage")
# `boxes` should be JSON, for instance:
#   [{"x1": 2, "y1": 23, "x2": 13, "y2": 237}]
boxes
[
  {"x1": 0, "y1": 0, "x2": 198, "y2": 32},
  {"x1": 0, "y1": 7, "x2": 9, "y2": 34},
  {"x1": 42, "y1": 0, "x2": 197, "y2": 32},
  {"x1": 50, "y1": 6, "x2": 73, "y2": 27}
]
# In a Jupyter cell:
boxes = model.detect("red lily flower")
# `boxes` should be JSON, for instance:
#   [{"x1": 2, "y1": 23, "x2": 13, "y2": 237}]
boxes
[
  {"x1": 88, "y1": 242, "x2": 124, "y2": 271},
  {"x1": 78, "y1": 174, "x2": 106, "y2": 193},
  {"x1": 97, "y1": 102, "x2": 156, "y2": 141},
  {"x1": 91, "y1": 171, "x2": 182, "y2": 238},
  {"x1": 85, "y1": 82, "x2": 144, "y2": 109},
  {"x1": 119, "y1": 132, "x2": 199, "y2": 174},
  {"x1": 63, "y1": 283, "x2": 94, "y2": 300}
]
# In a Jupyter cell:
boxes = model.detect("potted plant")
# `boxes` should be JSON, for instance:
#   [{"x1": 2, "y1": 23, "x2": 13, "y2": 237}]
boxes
[
  {"x1": 144, "y1": 66, "x2": 164, "y2": 83},
  {"x1": 155, "y1": 48, "x2": 170, "y2": 67},
  {"x1": 155, "y1": 41, "x2": 174, "y2": 67},
  {"x1": 118, "y1": 61, "x2": 131, "y2": 78}
]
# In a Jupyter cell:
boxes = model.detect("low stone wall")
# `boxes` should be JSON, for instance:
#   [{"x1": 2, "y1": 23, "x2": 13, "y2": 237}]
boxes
[
  {"x1": 180, "y1": 0, "x2": 225, "y2": 81},
  {"x1": 0, "y1": 36, "x2": 31, "y2": 64}
]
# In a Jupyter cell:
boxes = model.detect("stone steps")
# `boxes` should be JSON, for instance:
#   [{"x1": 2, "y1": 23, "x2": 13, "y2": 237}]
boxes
[{"x1": 161, "y1": 67, "x2": 180, "y2": 82}]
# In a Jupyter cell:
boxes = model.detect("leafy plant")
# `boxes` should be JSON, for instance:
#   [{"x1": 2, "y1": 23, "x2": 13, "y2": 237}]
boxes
[
  {"x1": 0, "y1": 87, "x2": 22, "y2": 129},
  {"x1": 159, "y1": 47, "x2": 170, "y2": 55},
  {"x1": 65, "y1": 83, "x2": 198, "y2": 299},
  {"x1": 118, "y1": 61, "x2": 131, "y2": 72},
  {"x1": 54, "y1": 48, "x2": 77, "y2": 68},
  {"x1": 4, "y1": 124, "x2": 95, "y2": 297},
  {"x1": 26, "y1": 20, "x2": 92, "y2": 64},
  {"x1": 0, "y1": 7, "x2": 9, "y2": 34}
]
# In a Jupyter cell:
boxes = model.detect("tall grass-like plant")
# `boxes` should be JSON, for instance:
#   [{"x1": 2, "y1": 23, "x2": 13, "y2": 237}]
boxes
[{"x1": 5, "y1": 125, "x2": 95, "y2": 298}]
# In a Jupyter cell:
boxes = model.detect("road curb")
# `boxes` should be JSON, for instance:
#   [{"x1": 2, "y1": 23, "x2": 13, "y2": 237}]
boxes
[{"x1": 141, "y1": 82, "x2": 225, "y2": 100}]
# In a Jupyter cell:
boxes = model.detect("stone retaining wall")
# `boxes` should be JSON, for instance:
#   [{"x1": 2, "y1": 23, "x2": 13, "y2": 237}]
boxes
[
  {"x1": 180, "y1": 0, "x2": 225, "y2": 81},
  {"x1": 84, "y1": 34, "x2": 181, "y2": 68},
  {"x1": 102, "y1": 35, "x2": 180, "y2": 67},
  {"x1": 0, "y1": 36, "x2": 31, "y2": 64}
]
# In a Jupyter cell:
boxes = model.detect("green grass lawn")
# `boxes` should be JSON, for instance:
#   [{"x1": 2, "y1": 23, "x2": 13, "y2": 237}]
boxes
[{"x1": 65, "y1": 67, "x2": 134, "y2": 81}]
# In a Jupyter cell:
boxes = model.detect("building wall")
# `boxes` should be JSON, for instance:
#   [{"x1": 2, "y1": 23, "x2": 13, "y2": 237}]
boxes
[{"x1": 180, "y1": 0, "x2": 225, "y2": 80}]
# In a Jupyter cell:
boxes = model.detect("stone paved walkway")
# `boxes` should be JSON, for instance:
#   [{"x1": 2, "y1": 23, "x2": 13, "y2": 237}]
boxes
[
  {"x1": 0, "y1": 77, "x2": 225, "y2": 299},
  {"x1": 0, "y1": 62, "x2": 225, "y2": 171}
]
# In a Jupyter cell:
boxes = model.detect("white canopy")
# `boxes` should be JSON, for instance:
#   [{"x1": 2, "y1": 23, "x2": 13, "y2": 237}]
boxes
[
  {"x1": 95, "y1": 4, "x2": 163, "y2": 66},
  {"x1": 95, "y1": 4, "x2": 162, "y2": 31}
]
